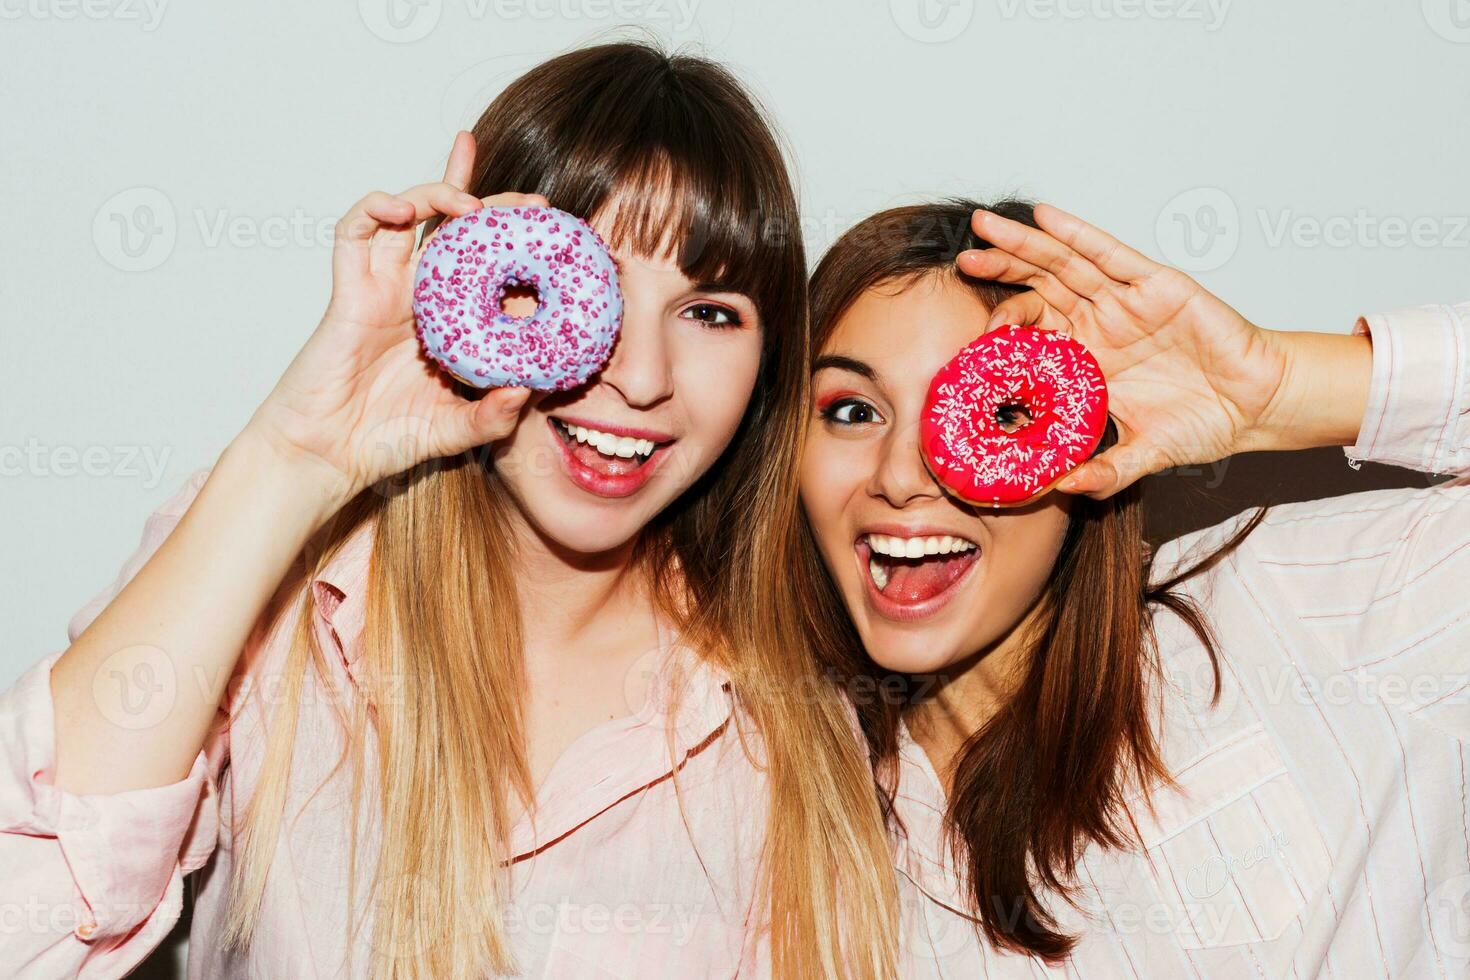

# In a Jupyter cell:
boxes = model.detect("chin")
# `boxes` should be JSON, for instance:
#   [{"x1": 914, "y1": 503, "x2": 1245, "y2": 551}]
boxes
[
  {"x1": 514, "y1": 487, "x2": 657, "y2": 556},
  {"x1": 859, "y1": 626, "x2": 967, "y2": 677}
]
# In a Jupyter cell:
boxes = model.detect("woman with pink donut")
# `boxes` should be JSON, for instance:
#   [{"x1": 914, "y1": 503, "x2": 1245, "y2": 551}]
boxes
[
  {"x1": 0, "y1": 43, "x2": 897, "y2": 978},
  {"x1": 797, "y1": 199, "x2": 1470, "y2": 976}
]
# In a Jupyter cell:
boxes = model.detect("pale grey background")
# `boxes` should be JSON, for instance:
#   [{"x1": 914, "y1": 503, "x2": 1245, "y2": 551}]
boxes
[{"x1": 2, "y1": 0, "x2": 1468, "y2": 973}]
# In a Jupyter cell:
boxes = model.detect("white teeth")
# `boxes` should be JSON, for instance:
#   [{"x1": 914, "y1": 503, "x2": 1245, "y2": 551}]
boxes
[
  {"x1": 869, "y1": 558, "x2": 890, "y2": 591},
  {"x1": 866, "y1": 534, "x2": 977, "y2": 558},
  {"x1": 558, "y1": 421, "x2": 657, "y2": 460}
]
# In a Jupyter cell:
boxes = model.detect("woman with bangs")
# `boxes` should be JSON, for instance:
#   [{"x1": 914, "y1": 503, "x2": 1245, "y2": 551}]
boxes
[
  {"x1": 0, "y1": 43, "x2": 897, "y2": 979},
  {"x1": 798, "y1": 200, "x2": 1470, "y2": 976}
]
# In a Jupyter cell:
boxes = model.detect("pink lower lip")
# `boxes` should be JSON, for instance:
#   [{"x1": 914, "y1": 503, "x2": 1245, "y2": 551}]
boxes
[
  {"x1": 548, "y1": 418, "x2": 670, "y2": 499},
  {"x1": 854, "y1": 538, "x2": 981, "y2": 623}
]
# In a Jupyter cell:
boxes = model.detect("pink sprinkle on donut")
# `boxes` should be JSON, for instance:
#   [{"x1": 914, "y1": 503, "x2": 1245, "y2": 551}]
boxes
[
  {"x1": 411, "y1": 205, "x2": 622, "y2": 391},
  {"x1": 921, "y1": 325, "x2": 1108, "y2": 507}
]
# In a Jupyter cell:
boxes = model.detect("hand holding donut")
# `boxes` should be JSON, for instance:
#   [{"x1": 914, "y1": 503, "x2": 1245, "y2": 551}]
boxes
[
  {"x1": 956, "y1": 205, "x2": 1297, "y2": 500},
  {"x1": 244, "y1": 131, "x2": 542, "y2": 511}
]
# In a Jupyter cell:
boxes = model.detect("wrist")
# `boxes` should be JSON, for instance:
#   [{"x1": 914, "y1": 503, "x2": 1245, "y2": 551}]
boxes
[
  {"x1": 1241, "y1": 328, "x2": 1373, "y2": 454},
  {"x1": 224, "y1": 424, "x2": 355, "y2": 533}
]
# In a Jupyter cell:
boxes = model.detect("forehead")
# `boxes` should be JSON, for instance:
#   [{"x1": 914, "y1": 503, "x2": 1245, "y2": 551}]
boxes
[{"x1": 823, "y1": 273, "x2": 991, "y2": 383}]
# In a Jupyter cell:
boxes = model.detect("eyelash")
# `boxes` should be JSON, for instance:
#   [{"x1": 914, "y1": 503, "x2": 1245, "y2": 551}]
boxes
[
  {"x1": 820, "y1": 396, "x2": 884, "y2": 426},
  {"x1": 680, "y1": 302, "x2": 744, "y2": 329}
]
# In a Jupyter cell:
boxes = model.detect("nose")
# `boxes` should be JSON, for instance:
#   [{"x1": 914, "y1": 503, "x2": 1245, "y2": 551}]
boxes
[
  {"x1": 868, "y1": 417, "x2": 944, "y2": 508},
  {"x1": 597, "y1": 304, "x2": 674, "y2": 409}
]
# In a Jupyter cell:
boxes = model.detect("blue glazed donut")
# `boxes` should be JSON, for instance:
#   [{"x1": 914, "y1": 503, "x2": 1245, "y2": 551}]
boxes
[{"x1": 411, "y1": 205, "x2": 623, "y2": 390}]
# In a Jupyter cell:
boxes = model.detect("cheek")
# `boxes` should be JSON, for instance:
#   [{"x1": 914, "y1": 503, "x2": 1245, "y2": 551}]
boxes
[
  {"x1": 676, "y1": 330, "x2": 762, "y2": 445},
  {"x1": 983, "y1": 513, "x2": 1071, "y2": 606},
  {"x1": 799, "y1": 432, "x2": 865, "y2": 547}
]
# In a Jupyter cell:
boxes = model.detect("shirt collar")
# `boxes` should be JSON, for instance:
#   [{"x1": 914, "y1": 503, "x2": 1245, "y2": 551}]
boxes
[
  {"x1": 307, "y1": 519, "x2": 737, "y2": 857},
  {"x1": 891, "y1": 720, "x2": 970, "y2": 911},
  {"x1": 310, "y1": 518, "x2": 376, "y2": 686}
]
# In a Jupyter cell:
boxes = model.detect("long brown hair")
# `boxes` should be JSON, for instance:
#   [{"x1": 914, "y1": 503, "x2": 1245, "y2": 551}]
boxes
[
  {"x1": 223, "y1": 42, "x2": 898, "y2": 979},
  {"x1": 800, "y1": 199, "x2": 1268, "y2": 962}
]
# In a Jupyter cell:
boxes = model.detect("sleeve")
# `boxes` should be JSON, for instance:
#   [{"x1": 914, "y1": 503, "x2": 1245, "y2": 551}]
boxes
[
  {"x1": 0, "y1": 467, "x2": 228, "y2": 979},
  {"x1": 1343, "y1": 300, "x2": 1470, "y2": 475},
  {"x1": 1155, "y1": 301, "x2": 1470, "y2": 739}
]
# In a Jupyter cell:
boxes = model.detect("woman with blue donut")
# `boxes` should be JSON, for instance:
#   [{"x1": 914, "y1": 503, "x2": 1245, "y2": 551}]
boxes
[{"x1": 0, "y1": 43, "x2": 897, "y2": 978}]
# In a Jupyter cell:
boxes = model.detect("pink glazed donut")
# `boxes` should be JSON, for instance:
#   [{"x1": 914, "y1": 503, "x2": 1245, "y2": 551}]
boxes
[
  {"x1": 411, "y1": 205, "x2": 622, "y2": 390},
  {"x1": 921, "y1": 324, "x2": 1108, "y2": 507}
]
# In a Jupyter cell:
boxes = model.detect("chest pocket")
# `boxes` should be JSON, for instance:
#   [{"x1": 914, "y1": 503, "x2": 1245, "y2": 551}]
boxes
[{"x1": 1128, "y1": 726, "x2": 1333, "y2": 949}]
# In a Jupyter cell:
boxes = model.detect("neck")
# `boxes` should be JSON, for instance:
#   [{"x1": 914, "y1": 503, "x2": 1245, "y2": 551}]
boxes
[
  {"x1": 509, "y1": 513, "x2": 653, "y2": 655},
  {"x1": 907, "y1": 593, "x2": 1052, "y2": 792}
]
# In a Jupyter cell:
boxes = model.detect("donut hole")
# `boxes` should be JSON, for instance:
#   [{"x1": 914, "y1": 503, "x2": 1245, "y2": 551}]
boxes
[
  {"x1": 497, "y1": 279, "x2": 541, "y2": 320},
  {"x1": 994, "y1": 401, "x2": 1033, "y2": 434}
]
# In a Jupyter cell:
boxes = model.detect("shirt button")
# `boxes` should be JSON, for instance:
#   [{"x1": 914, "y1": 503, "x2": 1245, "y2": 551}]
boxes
[{"x1": 75, "y1": 920, "x2": 97, "y2": 940}]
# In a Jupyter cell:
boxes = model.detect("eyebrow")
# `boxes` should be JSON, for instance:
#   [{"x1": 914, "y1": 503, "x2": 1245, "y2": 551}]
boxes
[{"x1": 812, "y1": 354, "x2": 877, "y2": 380}]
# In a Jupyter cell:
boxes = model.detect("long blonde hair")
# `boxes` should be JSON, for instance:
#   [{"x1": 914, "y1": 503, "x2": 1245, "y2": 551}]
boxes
[{"x1": 217, "y1": 42, "x2": 898, "y2": 979}]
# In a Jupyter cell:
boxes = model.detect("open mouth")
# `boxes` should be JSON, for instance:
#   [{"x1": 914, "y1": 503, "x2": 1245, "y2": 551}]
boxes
[
  {"x1": 856, "y1": 532, "x2": 980, "y2": 620},
  {"x1": 549, "y1": 417, "x2": 672, "y2": 498}
]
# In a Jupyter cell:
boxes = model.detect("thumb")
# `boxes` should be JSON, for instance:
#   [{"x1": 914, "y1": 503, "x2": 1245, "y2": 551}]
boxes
[
  {"x1": 1057, "y1": 442, "x2": 1154, "y2": 499},
  {"x1": 443, "y1": 130, "x2": 476, "y2": 191},
  {"x1": 447, "y1": 386, "x2": 531, "y2": 453}
]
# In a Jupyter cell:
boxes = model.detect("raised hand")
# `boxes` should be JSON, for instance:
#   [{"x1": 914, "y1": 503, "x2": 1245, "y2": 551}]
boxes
[
  {"x1": 245, "y1": 131, "x2": 548, "y2": 511},
  {"x1": 957, "y1": 204, "x2": 1301, "y2": 499}
]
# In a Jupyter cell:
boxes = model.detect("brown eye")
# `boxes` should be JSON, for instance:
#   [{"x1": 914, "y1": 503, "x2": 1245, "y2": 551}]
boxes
[
  {"x1": 822, "y1": 398, "x2": 883, "y2": 426},
  {"x1": 680, "y1": 303, "x2": 743, "y2": 328}
]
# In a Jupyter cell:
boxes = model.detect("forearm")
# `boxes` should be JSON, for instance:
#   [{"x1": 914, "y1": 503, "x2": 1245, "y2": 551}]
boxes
[
  {"x1": 48, "y1": 429, "x2": 346, "y2": 795},
  {"x1": 1242, "y1": 327, "x2": 1374, "y2": 454}
]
